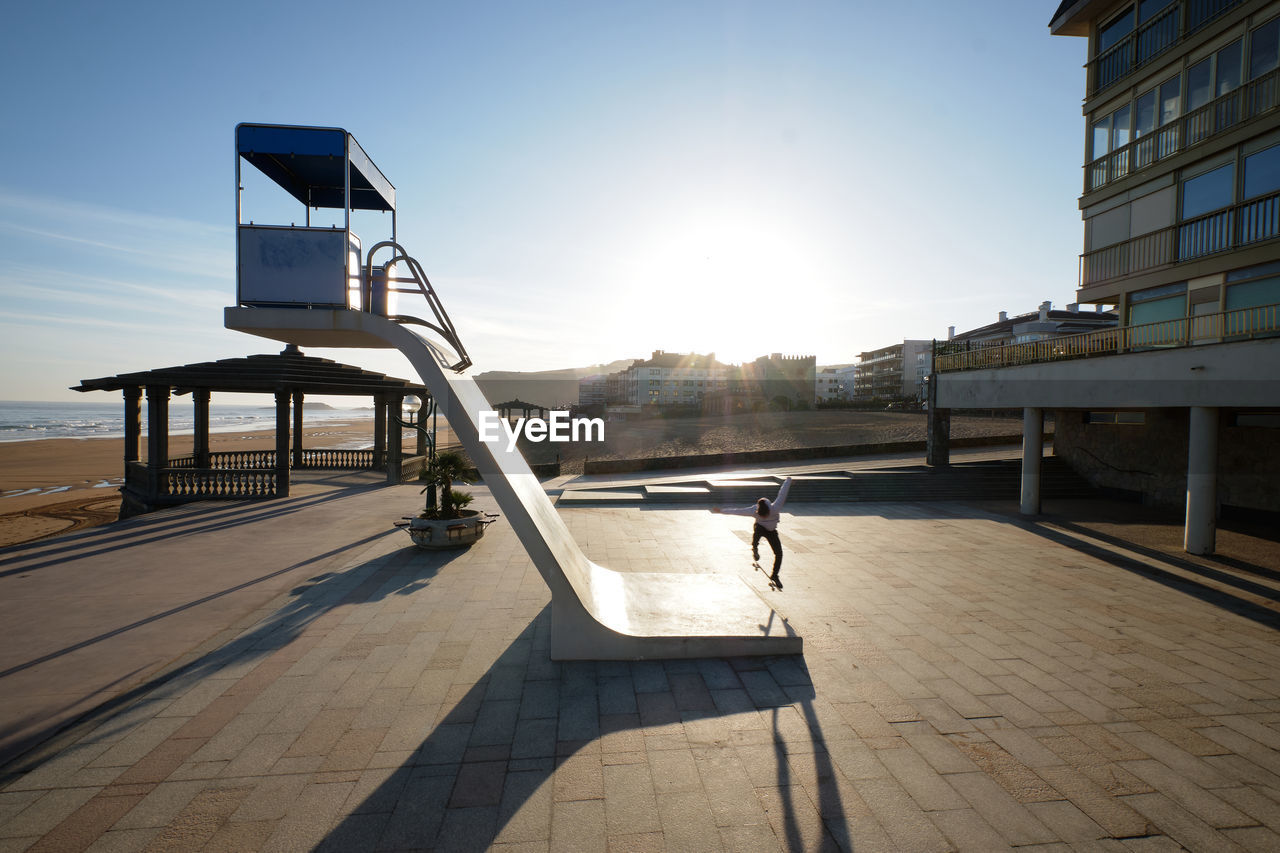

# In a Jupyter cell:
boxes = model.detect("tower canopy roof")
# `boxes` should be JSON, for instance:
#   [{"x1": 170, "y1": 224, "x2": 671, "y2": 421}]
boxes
[{"x1": 237, "y1": 123, "x2": 396, "y2": 212}]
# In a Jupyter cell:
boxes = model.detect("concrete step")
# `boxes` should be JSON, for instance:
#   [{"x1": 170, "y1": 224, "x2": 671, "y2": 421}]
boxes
[{"x1": 558, "y1": 458, "x2": 1098, "y2": 506}]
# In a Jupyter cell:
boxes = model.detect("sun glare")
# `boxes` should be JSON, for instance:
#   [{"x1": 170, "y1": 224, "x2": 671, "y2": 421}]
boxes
[{"x1": 616, "y1": 206, "x2": 824, "y2": 364}]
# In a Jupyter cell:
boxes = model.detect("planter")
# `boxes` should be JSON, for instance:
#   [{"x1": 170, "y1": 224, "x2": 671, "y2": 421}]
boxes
[{"x1": 395, "y1": 509, "x2": 496, "y2": 549}]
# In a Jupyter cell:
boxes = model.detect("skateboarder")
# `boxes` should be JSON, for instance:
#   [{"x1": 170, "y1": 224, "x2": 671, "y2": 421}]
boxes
[{"x1": 712, "y1": 477, "x2": 792, "y2": 589}]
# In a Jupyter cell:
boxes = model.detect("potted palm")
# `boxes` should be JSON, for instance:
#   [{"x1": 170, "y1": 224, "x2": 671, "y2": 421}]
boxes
[{"x1": 396, "y1": 451, "x2": 495, "y2": 548}]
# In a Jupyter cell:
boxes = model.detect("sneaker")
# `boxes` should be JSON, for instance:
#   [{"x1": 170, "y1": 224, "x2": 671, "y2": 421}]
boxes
[
  {"x1": 771, "y1": 573, "x2": 783, "y2": 589},
  {"x1": 752, "y1": 548, "x2": 760, "y2": 562}
]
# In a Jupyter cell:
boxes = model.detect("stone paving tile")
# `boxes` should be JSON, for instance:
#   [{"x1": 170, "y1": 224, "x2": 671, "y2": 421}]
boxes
[{"x1": 4, "y1": 492, "x2": 1280, "y2": 850}]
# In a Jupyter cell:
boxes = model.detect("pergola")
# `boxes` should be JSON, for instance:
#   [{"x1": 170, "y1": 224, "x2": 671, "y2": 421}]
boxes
[{"x1": 73, "y1": 345, "x2": 430, "y2": 517}]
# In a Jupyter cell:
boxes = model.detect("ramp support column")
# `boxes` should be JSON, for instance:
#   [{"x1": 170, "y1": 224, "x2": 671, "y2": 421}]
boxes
[
  {"x1": 1185, "y1": 406, "x2": 1218, "y2": 555},
  {"x1": 1021, "y1": 407, "x2": 1043, "y2": 516}
]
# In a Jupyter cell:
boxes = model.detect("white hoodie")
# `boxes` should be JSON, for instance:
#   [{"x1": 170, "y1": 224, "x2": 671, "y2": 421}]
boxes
[{"x1": 720, "y1": 477, "x2": 792, "y2": 531}]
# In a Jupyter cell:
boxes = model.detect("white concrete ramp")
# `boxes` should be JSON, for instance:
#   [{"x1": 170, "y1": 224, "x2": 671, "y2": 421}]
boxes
[{"x1": 225, "y1": 307, "x2": 801, "y2": 660}]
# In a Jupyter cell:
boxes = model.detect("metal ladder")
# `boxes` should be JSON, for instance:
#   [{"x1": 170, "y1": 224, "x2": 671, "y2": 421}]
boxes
[{"x1": 364, "y1": 241, "x2": 472, "y2": 372}]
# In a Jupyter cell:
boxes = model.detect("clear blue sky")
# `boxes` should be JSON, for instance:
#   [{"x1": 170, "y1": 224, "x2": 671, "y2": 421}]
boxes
[{"x1": 0, "y1": 1, "x2": 1086, "y2": 402}]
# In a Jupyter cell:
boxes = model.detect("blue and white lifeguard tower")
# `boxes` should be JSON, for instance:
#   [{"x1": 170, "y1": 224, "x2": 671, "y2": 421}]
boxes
[{"x1": 231, "y1": 123, "x2": 469, "y2": 369}]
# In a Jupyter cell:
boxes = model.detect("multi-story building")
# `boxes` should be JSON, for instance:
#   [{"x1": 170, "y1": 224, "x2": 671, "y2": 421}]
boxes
[
  {"x1": 816, "y1": 368, "x2": 845, "y2": 402},
  {"x1": 947, "y1": 302, "x2": 1118, "y2": 347},
  {"x1": 931, "y1": 2, "x2": 1280, "y2": 555},
  {"x1": 612, "y1": 350, "x2": 727, "y2": 407},
  {"x1": 577, "y1": 374, "x2": 607, "y2": 407},
  {"x1": 854, "y1": 341, "x2": 932, "y2": 403}
]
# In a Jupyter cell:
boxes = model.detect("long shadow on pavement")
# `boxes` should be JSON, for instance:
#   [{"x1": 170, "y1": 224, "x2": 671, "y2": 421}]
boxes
[
  {"x1": 0, "y1": 540, "x2": 459, "y2": 782},
  {"x1": 321, "y1": 611, "x2": 845, "y2": 852}
]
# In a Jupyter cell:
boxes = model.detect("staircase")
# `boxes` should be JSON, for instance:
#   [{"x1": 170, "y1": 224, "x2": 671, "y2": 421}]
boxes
[{"x1": 557, "y1": 457, "x2": 1097, "y2": 507}]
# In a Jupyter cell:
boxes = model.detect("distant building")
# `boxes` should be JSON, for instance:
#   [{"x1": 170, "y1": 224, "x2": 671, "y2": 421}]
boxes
[
  {"x1": 577, "y1": 374, "x2": 607, "y2": 407},
  {"x1": 948, "y1": 302, "x2": 1117, "y2": 347},
  {"x1": 854, "y1": 340, "x2": 931, "y2": 403},
  {"x1": 612, "y1": 350, "x2": 727, "y2": 407},
  {"x1": 743, "y1": 353, "x2": 817, "y2": 407},
  {"x1": 816, "y1": 368, "x2": 844, "y2": 402}
]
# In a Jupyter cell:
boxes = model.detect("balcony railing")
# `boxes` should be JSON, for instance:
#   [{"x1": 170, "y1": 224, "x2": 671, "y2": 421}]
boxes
[
  {"x1": 1081, "y1": 187, "x2": 1280, "y2": 286},
  {"x1": 1089, "y1": 0, "x2": 1244, "y2": 97},
  {"x1": 165, "y1": 448, "x2": 380, "y2": 470},
  {"x1": 934, "y1": 302, "x2": 1279, "y2": 372},
  {"x1": 1087, "y1": 66, "x2": 1280, "y2": 193}
]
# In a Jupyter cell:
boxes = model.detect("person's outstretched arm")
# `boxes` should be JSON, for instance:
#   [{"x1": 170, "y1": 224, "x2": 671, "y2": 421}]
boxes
[
  {"x1": 713, "y1": 505, "x2": 758, "y2": 516},
  {"x1": 772, "y1": 477, "x2": 793, "y2": 512}
]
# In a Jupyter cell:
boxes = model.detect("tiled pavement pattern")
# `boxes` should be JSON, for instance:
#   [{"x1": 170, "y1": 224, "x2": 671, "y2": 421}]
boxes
[{"x1": 2, "y1": 481, "x2": 1279, "y2": 850}]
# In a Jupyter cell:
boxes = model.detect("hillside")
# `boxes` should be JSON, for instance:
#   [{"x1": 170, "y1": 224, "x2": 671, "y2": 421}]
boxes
[{"x1": 474, "y1": 360, "x2": 633, "y2": 408}]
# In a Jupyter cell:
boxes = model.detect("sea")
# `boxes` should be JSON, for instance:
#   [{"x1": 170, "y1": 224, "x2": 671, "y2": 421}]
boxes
[{"x1": 0, "y1": 400, "x2": 374, "y2": 443}]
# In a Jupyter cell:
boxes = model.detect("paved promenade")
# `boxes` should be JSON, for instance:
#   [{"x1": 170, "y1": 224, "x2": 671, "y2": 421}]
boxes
[{"x1": 1, "y1": 462, "x2": 1278, "y2": 851}]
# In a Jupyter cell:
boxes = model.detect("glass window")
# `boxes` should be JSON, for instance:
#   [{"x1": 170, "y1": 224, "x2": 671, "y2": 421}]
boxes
[
  {"x1": 1138, "y1": 0, "x2": 1174, "y2": 23},
  {"x1": 1111, "y1": 105, "x2": 1132, "y2": 149},
  {"x1": 1135, "y1": 90, "x2": 1157, "y2": 136},
  {"x1": 1160, "y1": 76, "x2": 1182, "y2": 124},
  {"x1": 1093, "y1": 118, "x2": 1111, "y2": 157},
  {"x1": 1250, "y1": 18, "x2": 1280, "y2": 80},
  {"x1": 1188, "y1": 57, "x2": 1212, "y2": 110},
  {"x1": 1217, "y1": 40, "x2": 1243, "y2": 96},
  {"x1": 1099, "y1": 7, "x2": 1135, "y2": 53},
  {"x1": 1245, "y1": 144, "x2": 1280, "y2": 198},
  {"x1": 1183, "y1": 164, "x2": 1235, "y2": 218},
  {"x1": 1129, "y1": 293, "x2": 1186, "y2": 325},
  {"x1": 1226, "y1": 275, "x2": 1280, "y2": 309}
]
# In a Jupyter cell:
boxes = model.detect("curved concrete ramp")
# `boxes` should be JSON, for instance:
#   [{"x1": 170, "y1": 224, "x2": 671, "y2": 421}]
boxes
[{"x1": 225, "y1": 307, "x2": 801, "y2": 660}]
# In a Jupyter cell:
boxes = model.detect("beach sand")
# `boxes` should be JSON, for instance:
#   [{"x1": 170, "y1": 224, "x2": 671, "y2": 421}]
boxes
[{"x1": 0, "y1": 420, "x2": 448, "y2": 547}]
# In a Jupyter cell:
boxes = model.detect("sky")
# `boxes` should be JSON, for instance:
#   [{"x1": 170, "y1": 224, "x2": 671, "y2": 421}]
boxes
[{"x1": 0, "y1": 1, "x2": 1088, "y2": 403}]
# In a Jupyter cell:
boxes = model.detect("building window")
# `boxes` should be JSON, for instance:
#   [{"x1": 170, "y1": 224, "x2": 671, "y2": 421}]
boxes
[
  {"x1": 1251, "y1": 17, "x2": 1280, "y2": 80},
  {"x1": 1129, "y1": 281, "x2": 1187, "y2": 327}
]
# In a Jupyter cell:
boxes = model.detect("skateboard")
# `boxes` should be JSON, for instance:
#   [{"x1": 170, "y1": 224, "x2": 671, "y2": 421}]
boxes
[{"x1": 752, "y1": 561, "x2": 782, "y2": 591}]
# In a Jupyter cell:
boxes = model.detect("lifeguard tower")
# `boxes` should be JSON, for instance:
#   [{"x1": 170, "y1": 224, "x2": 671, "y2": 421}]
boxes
[{"x1": 226, "y1": 123, "x2": 800, "y2": 660}]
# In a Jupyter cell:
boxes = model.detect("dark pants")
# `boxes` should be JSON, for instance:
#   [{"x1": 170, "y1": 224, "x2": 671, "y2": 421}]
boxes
[{"x1": 752, "y1": 523, "x2": 783, "y2": 575}]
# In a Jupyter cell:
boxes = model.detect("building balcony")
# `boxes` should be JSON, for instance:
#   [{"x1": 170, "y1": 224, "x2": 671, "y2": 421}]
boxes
[
  {"x1": 1086, "y1": 67, "x2": 1280, "y2": 194},
  {"x1": 934, "y1": 301, "x2": 1278, "y2": 373},
  {"x1": 1080, "y1": 187, "x2": 1280, "y2": 288},
  {"x1": 1089, "y1": 0, "x2": 1245, "y2": 98}
]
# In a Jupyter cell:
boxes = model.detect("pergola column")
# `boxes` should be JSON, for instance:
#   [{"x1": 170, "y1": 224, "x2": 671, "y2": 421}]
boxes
[
  {"x1": 145, "y1": 385, "x2": 169, "y2": 469},
  {"x1": 292, "y1": 391, "x2": 304, "y2": 469},
  {"x1": 416, "y1": 395, "x2": 428, "y2": 458},
  {"x1": 373, "y1": 394, "x2": 387, "y2": 470},
  {"x1": 387, "y1": 393, "x2": 403, "y2": 484},
  {"x1": 1185, "y1": 406, "x2": 1219, "y2": 555},
  {"x1": 275, "y1": 391, "x2": 291, "y2": 499},
  {"x1": 1020, "y1": 407, "x2": 1043, "y2": 516},
  {"x1": 123, "y1": 386, "x2": 142, "y2": 465},
  {"x1": 193, "y1": 389, "x2": 211, "y2": 468}
]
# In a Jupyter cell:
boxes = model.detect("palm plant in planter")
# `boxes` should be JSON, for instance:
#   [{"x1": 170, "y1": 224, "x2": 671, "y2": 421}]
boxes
[
  {"x1": 397, "y1": 451, "x2": 493, "y2": 548},
  {"x1": 421, "y1": 451, "x2": 474, "y2": 519}
]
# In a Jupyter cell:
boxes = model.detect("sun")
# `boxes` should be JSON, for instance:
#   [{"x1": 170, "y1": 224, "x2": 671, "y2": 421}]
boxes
[{"x1": 615, "y1": 205, "x2": 824, "y2": 363}]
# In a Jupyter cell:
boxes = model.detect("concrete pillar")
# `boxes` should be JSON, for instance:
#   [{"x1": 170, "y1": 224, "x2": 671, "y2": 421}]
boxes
[
  {"x1": 387, "y1": 394, "x2": 403, "y2": 484},
  {"x1": 925, "y1": 373, "x2": 950, "y2": 467},
  {"x1": 292, "y1": 391, "x2": 304, "y2": 469},
  {"x1": 145, "y1": 385, "x2": 169, "y2": 469},
  {"x1": 373, "y1": 394, "x2": 386, "y2": 469},
  {"x1": 275, "y1": 391, "x2": 291, "y2": 499},
  {"x1": 1185, "y1": 406, "x2": 1219, "y2": 555},
  {"x1": 123, "y1": 386, "x2": 142, "y2": 464},
  {"x1": 415, "y1": 396, "x2": 427, "y2": 457},
  {"x1": 193, "y1": 389, "x2": 211, "y2": 468},
  {"x1": 1021, "y1": 407, "x2": 1044, "y2": 516}
]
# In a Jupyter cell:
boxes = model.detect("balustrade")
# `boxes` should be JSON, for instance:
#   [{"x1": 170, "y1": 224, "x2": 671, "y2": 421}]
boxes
[{"x1": 935, "y1": 302, "x2": 1279, "y2": 373}]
